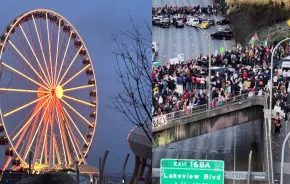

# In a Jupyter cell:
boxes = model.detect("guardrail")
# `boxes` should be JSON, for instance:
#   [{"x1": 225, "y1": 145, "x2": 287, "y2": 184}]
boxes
[{"x1": 152, "y1": 91, "x2": 268, "y2": 130}]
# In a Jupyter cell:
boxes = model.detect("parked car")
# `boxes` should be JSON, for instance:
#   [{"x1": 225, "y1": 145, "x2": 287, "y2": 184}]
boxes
[
  {"x1": 186, "y1": 18, "x2": 199, "y2": 27},
  {"x1": 186, "y1": 15, "x2": 194, "y2": 22},
  {"x1": 217, "y1": 28, "x2": 231, "y2": 32},
  {"x1": 203, "y1": 18, "x2": 215, "y2": 26},
  {"x1": 211, "y1": 30, "x2": 233, "y2": 40},
  {"x1": 160, "y1": 18, "x2": 170, "y2": 28},
  {"x1": 199, "y1": 21, "x2": 210, "y2": 29},
  {"x1": 216, "y1": 18, "x2": 230, "y2": 25},
  {"x1": 175, "y1": 20, "x2": 184, "y2": 28},
  {"x1": 152, "y1": 16, "x2": 162, "y2": 26},
  {"x1": 197, "y1": 17, "x2": 204, "y2": 23},
  {"x1": 172, "y1": 16, "x2": 186, "y2": 25},
  {"x1": 171, "y1": 16, "x2": 178, "y2": 24},
  {"x1": 201, "y1": 66, "x2": 228, "y2": 76},
  {"x1": 160, "y1": 22, "x2": 170, "y2": 28}
]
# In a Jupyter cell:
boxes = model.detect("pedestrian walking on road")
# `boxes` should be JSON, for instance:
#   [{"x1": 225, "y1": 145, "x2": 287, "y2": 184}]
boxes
[
  {"x1": 207, "y1": 8, "x2": 211, "y2": 17},
  {"x1": 274, "y1": 112, "x2": 282, "y2": 134}
]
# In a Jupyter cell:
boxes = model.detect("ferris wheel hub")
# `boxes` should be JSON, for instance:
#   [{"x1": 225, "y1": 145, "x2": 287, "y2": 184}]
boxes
[{"x1": 55, "y1": 86, "x2": 63, "y2": 99}]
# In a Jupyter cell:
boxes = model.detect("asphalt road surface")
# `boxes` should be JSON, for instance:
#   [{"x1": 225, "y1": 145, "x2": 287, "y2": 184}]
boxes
[
  {"x1": 273, "y1": 119, "x2": 290, "y2": 184},
  {"x1": 153, "y1": 120, "x2": 264, "y2": 184},
  {"x1": 152, "y1": 0, "x2": 236, "y2": 65}
]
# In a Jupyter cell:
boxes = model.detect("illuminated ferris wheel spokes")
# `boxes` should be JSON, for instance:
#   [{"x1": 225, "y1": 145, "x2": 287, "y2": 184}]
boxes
[{"x1": 0, "y1": 9, "x2": 98, "y2": 172}]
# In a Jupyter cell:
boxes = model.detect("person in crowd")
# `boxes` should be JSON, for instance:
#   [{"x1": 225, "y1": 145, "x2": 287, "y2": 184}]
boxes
[
  {"x1": 152, "y1": 42, "x2": 290, "y2": 118},
  {"x1": 152, "y1": 4, "x2": 224, "y2": 17},
  {"x1": 152, "y1": 6, "x2": 290, "y2": 120},
  {"x1": 274, "y1": 112, "x2": 282, "y2": 134}
]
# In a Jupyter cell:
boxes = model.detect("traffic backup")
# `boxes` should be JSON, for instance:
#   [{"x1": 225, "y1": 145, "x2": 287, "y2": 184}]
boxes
[{"x1": 152, "y1": 15, "x2": 228, "y2": 29}]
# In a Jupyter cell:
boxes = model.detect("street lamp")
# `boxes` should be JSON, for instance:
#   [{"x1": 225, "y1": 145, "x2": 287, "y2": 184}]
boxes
[
  {"x1": 269, "y1": 37, "x2": 290, "y2": 184},
  {"x1": 196, "y1": 25, "x2": 212, "y2": 109},
  {"x1": 280, "y1": 131, "x2": 290, "y2": 184}
]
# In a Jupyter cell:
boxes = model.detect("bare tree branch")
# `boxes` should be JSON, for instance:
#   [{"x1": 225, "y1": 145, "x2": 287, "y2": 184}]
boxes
[{"x1": 109, "y1": 14, "x2": 152, "y2": 143}]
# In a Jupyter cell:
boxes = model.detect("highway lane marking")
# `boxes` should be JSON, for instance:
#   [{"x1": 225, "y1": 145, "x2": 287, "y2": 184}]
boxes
[
  {"x1": 285, "y1": 120, "x2": 290, "y2": 148},
  {"x1": 217, "y1": 23, "x2": 227, "y2": 51},
  {"x1": 212, "y1": 16, "x2": 228, "y2": 51},
  {"x1": 204, "y1": 0, "x2": 229, "y2": 51}
]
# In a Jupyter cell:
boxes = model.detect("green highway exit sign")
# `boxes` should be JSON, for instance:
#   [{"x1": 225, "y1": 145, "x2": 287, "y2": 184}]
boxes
[{"x1": 160, "y1": 159, "x2": 224, "y2": 184}]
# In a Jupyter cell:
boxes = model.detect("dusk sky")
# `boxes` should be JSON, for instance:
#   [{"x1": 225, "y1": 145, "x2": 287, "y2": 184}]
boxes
[{"x1": 0, "y1": 0, "x2": 151, "y2": 173}]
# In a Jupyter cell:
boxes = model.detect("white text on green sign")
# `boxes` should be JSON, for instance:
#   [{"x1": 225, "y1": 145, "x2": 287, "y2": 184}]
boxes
[{"x1": 160, "y1": 159, "x2": 224, "y2": 184}]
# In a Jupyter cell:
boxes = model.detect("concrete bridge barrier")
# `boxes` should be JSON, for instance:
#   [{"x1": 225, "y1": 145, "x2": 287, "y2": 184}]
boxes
[{"x1": 152, "y1": 92, "x2": 268, "y2": 148}]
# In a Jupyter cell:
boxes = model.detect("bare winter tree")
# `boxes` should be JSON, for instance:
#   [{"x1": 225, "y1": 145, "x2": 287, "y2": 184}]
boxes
[{"x1": 109, "y1": 16, "x2": 152, "y2": 143}]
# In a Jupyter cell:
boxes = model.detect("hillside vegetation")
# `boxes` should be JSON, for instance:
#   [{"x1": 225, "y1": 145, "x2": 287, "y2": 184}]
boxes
[
  {"x1": 215, "y1": 0, "x2": 290, "y2": 45},
  {"x1": 226, "y1": 0, "x2": 290, "y2": 7}
]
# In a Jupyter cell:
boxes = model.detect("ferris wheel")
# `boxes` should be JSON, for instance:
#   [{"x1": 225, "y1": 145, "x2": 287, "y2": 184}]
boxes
[{"x1": 0, "y1": 9, "x2": 98, "y2": 171}]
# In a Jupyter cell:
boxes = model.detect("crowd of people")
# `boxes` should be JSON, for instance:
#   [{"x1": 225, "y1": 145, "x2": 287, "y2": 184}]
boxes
[
  {"x1": 152, "y1": 42, "x2": 290, "y2": 133},
  {"x1": 152, "y1": 3, "x2": 226, "y2": 17}
]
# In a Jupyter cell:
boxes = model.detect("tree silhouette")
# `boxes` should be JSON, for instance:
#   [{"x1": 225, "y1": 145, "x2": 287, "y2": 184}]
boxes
[{"x1": 109, "y1": 15, "x2": 152, "y2": 143}]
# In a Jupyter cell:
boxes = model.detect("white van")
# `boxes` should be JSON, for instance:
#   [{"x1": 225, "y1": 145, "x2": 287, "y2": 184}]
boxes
[
  {"x1": 281, "y1": 56, "x2": 290, "y2": 69},
  {"x1": 186, "y1": 18, "x2": 199, "y2": 27},
  {"x1": 153, "y1": 16, "x2": 163, "y2": 21}
]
